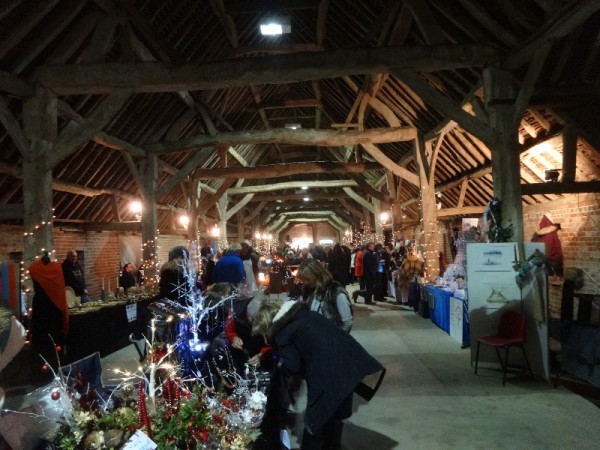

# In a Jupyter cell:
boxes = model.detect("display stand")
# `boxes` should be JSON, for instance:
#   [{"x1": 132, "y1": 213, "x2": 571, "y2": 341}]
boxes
[{"x1": 467, "y1": 242, "x2": 549, "y2": 381}]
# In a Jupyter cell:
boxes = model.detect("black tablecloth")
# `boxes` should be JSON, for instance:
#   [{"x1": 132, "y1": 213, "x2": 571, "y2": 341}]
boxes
[{"x1": 65, "y1": 298, "x2": 153, "y2": 363}]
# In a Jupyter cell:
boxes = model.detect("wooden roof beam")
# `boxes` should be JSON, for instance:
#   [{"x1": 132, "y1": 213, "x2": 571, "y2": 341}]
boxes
[
  {"x1": 36, "y1": 44, "x2": 502, "y2": 95},
  {"x1": 149, "y1": 126, "x2": 416, "y2": 154},
  {"x1": 194, "y1": 161, "x2": 381, "y2": 180}
]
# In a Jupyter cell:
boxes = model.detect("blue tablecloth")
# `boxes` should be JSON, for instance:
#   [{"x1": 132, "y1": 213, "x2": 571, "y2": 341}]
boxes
[{"x1": 425, "y1": 285, "x2": 452, "y2": 333}]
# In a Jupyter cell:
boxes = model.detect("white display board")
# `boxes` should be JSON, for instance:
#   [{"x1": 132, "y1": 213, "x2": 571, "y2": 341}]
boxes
[{"x1": 467, "y1": 242, "x2": 549, "y2": 381}]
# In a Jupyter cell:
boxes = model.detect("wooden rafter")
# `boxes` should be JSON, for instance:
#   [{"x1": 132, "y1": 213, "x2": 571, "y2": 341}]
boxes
[{"x1": 36, "y1": 44, "x2": 502, "y2": 95}]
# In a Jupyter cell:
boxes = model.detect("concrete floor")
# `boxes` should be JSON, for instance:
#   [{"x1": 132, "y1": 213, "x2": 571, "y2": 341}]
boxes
[{"x1": 98, "y1": 287, "x2": 600, "y2": 450}]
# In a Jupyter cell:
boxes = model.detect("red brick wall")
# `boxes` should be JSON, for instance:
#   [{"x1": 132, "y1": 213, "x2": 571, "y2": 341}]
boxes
[
  {"x1": 523, "y1": 193, "x2": 600, "y2": 317},
  {"x1": 54, "y1": 231, "x2": 121, "y2": 299},
  {"x1": 0, "y1": 227, "x2": 194, "y2": 299},
  {"x1": 425, "y1": 194, "x2": 599, "y2": 318}
]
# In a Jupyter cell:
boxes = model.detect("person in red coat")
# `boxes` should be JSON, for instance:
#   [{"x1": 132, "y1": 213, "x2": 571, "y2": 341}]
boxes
[{"x1": 531, "y1": 213, "x2": 564, "y2": 280}]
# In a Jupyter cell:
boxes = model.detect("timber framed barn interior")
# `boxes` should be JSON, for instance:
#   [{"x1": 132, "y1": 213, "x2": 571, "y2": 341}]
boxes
[
  {"x1": 0, "y1": 0, "x2": 599, "y2": 305},
  {"x1": 1, "y1": 1, "x2": 600, "y2": 449}
]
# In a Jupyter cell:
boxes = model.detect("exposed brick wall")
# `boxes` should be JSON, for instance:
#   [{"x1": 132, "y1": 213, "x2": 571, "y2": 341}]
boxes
[
  {"x1": 523, "y1": 193, "x2": 600, "y2": 317},
  {"x1": 54, "y1": 231, "x2": 121, "y2": 299},
  {"x1": 0, "y1": 228, "x2": 193, "y2": 299},
  {"x1": 0, "y1": 226, "x2": 24, "y2": 263},
  {"x1": 2, "y1": 194, "x2": 597, "y2": 311}
]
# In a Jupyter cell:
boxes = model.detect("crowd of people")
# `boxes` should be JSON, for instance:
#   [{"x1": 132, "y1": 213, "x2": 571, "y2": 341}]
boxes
[
  {"x1": 150, "y1": 238, "x2": 425, "y2": 449},
  {"x1": 25, "y1": 239, "x2": 411, "y2": 449}
]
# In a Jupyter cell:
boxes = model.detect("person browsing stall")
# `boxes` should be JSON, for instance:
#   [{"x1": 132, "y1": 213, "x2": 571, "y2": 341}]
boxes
[
  {"x1": 212, "y1": 243, "x2": 246, "y2": 288},
  {"x1": 252, "y1": 300, "x2": 385, "y2": 450},
  {"x1": 119, "y1": 263, "x2": 137, "y2": 293},
  {"x1": 298, "y1": 258, "x2": 353, "y2": 332},
  {"x1": 62, "y1": 249, "x2": 90, "y2": 303}
]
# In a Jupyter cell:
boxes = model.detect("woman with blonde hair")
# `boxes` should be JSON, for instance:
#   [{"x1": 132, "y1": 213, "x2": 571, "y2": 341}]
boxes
[
  {"x1": 252, "y1": 299, "x2": 384, "y2": 450},
  {"x1": 298, "y1": 258, "x2": 353, "y2": 332}
]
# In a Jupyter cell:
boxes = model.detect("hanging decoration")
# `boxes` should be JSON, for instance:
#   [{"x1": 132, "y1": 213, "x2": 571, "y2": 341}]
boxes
[{"x1": 482, "y1": 198, "x2": 513, "y2": 243}]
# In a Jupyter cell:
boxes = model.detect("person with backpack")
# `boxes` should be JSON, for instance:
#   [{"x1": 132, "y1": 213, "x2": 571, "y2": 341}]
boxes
[{"x1": 298, "y1": 258, "x2": 353, "y2": 332}]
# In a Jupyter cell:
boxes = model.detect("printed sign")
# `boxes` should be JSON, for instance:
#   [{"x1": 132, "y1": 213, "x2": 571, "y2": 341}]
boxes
[{"x1": 126, "y1": 303, "x2": 137, "y2": 323}]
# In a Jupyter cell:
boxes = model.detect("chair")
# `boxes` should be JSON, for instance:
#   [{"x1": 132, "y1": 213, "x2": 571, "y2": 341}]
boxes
[{"x1": 474, "y1": 310, "x2": 533, "y2": 384}]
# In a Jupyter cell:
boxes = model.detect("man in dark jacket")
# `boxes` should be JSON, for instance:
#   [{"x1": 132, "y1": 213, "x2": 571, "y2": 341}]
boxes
[
  {"x1": 327, "y1": 243, "x2": 351, "y2": 287},
  {"x1": 361, "y1": 241, "x2": 379, "y2": 305},
  {"x1": 62, "y1": 249, "x2": 90, "y2": 302}
]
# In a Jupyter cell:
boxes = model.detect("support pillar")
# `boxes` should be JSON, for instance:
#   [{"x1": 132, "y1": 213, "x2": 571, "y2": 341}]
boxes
[
  {"x1": 187, "y1": 179, "x2": 200, "y2": 243},
  {"x1": 217, "y1": 195, "x2": 228, "y2": 250},
  {"x1": 140, "y1": 153, "x2": 159, "y2": 280},
  {"x1": 22, "y1": 88, "x2": 57, "y2": 266},
  {"x1": 237, "y1": 211, "x2": 245, "y2": 243},
  {"x1": 484, "y1": 67, "x2": 524, "y2": 242},
  {"x1": 415, "y1": 134, "x2": 438, "y2": 280},
  {"x1": 312, "y1": 224, "x2": 319, "y2": 245}
]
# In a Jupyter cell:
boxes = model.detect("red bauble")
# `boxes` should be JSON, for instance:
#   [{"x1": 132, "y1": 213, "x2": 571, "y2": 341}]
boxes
[
  {"x1": 55, "y1": 345, "x2": 62, "y2": 352},
  {"x1": 51, "y1": 391, "x2": 60, "y2": 400},
  {"x1": 41, "y1": 364, "x2": 49, "y2": 372}
]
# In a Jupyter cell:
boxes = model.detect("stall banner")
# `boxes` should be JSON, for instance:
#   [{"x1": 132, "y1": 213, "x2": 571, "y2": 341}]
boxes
[{"x1": 0, "y1": 264, "x2": 19, "y2": 315}]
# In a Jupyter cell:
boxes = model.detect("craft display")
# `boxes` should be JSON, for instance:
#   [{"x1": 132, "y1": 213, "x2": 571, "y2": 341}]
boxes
[{"x1": 1, "y1": 256, "x2": 267, "y2": 450}]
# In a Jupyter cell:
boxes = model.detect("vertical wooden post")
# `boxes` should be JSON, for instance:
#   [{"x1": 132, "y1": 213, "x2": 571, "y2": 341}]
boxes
[
  {"x1": 187, "y1": 179, "x2": 199, "y2": 243},
  {"x1": 140, "y1": 153, "x2": 159, "y2": 279},
  {"x1": 217, "y1": 195, "x2": 228, "y2": 249},
  {"x1": 237, "y1": 211, "x2": 245, "y2": 243},
  {"x1": 311, "y1": 224, "x2": 319, "y2": 245},
  {"x1": 562, "y1": 127, "x2": 577, "y2": 183},
  {"x1": 22, "y1": 88, "x2": 57, "y2": 265},
  {"x1": 484, "y1": 67, "x2": 524, "y2": 242},
  {"x1": 363, "y1": 206, "x2": 373, "y2": 241},
  {"x1": 373, "y1": 199, "x2": 383, "y2": 242},
  {"x1": 415, "y1": 133, "x2": 438, "y2": 280}
]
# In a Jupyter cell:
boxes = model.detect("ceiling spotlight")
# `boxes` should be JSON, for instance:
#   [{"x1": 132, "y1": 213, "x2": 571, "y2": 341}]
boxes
[
  {"x1": 178, "y1": 215, "x2": 189, "y2": 228},
  {"x1": 303, "y1": 197, "x2": 310, "y2": 202},
  {"x1": 285, "y1": 123, "x2": 302, "y2": 130},
  {"x1": 301, "y1": 186, "x2": 308, "y2": 190},
  {"x1": 260, "y1": 17, "x2": 291, "y2": 36},
  {"x1": 129, "y1": 200, "x2": 142, "y2": 214}
]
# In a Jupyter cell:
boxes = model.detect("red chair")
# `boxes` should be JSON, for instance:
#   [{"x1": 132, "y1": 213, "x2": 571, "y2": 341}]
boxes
[{"x1": 474, "y1": 310, "x2": 533, "y2": 384}]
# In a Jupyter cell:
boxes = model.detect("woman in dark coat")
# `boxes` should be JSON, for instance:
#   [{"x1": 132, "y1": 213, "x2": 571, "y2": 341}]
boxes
[
  {"x1": 158, "y1": 246, "x2": 191, "y2": 304},
  {"x1": 253, "y1": 300, "x2": 385, "y2": 450}
]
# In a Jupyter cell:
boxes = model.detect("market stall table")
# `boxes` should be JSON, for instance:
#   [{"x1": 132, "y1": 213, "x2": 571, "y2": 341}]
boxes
[
  {"x1": 65, "y1": 297, "x2": 153, "y2": 364},
  {"x1": 424, "y1": 285, "x2": 452, "y2": 334}
]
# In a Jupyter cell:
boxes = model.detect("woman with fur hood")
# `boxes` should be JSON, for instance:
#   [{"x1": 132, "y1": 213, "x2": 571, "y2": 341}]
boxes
[{"x1": 252, "y1": 300, "x2": 385, "y2": 450}]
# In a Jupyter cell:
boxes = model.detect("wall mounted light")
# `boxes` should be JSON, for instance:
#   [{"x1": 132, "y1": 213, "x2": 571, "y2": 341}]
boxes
[{"x1": 544, "y1": 169, "x2": 560, "y2": 183}]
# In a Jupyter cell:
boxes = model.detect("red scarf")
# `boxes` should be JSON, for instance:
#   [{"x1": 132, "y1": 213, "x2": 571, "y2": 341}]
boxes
[{"x1": 29, "y1": 259, "x2": 69, "y2": 333}]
